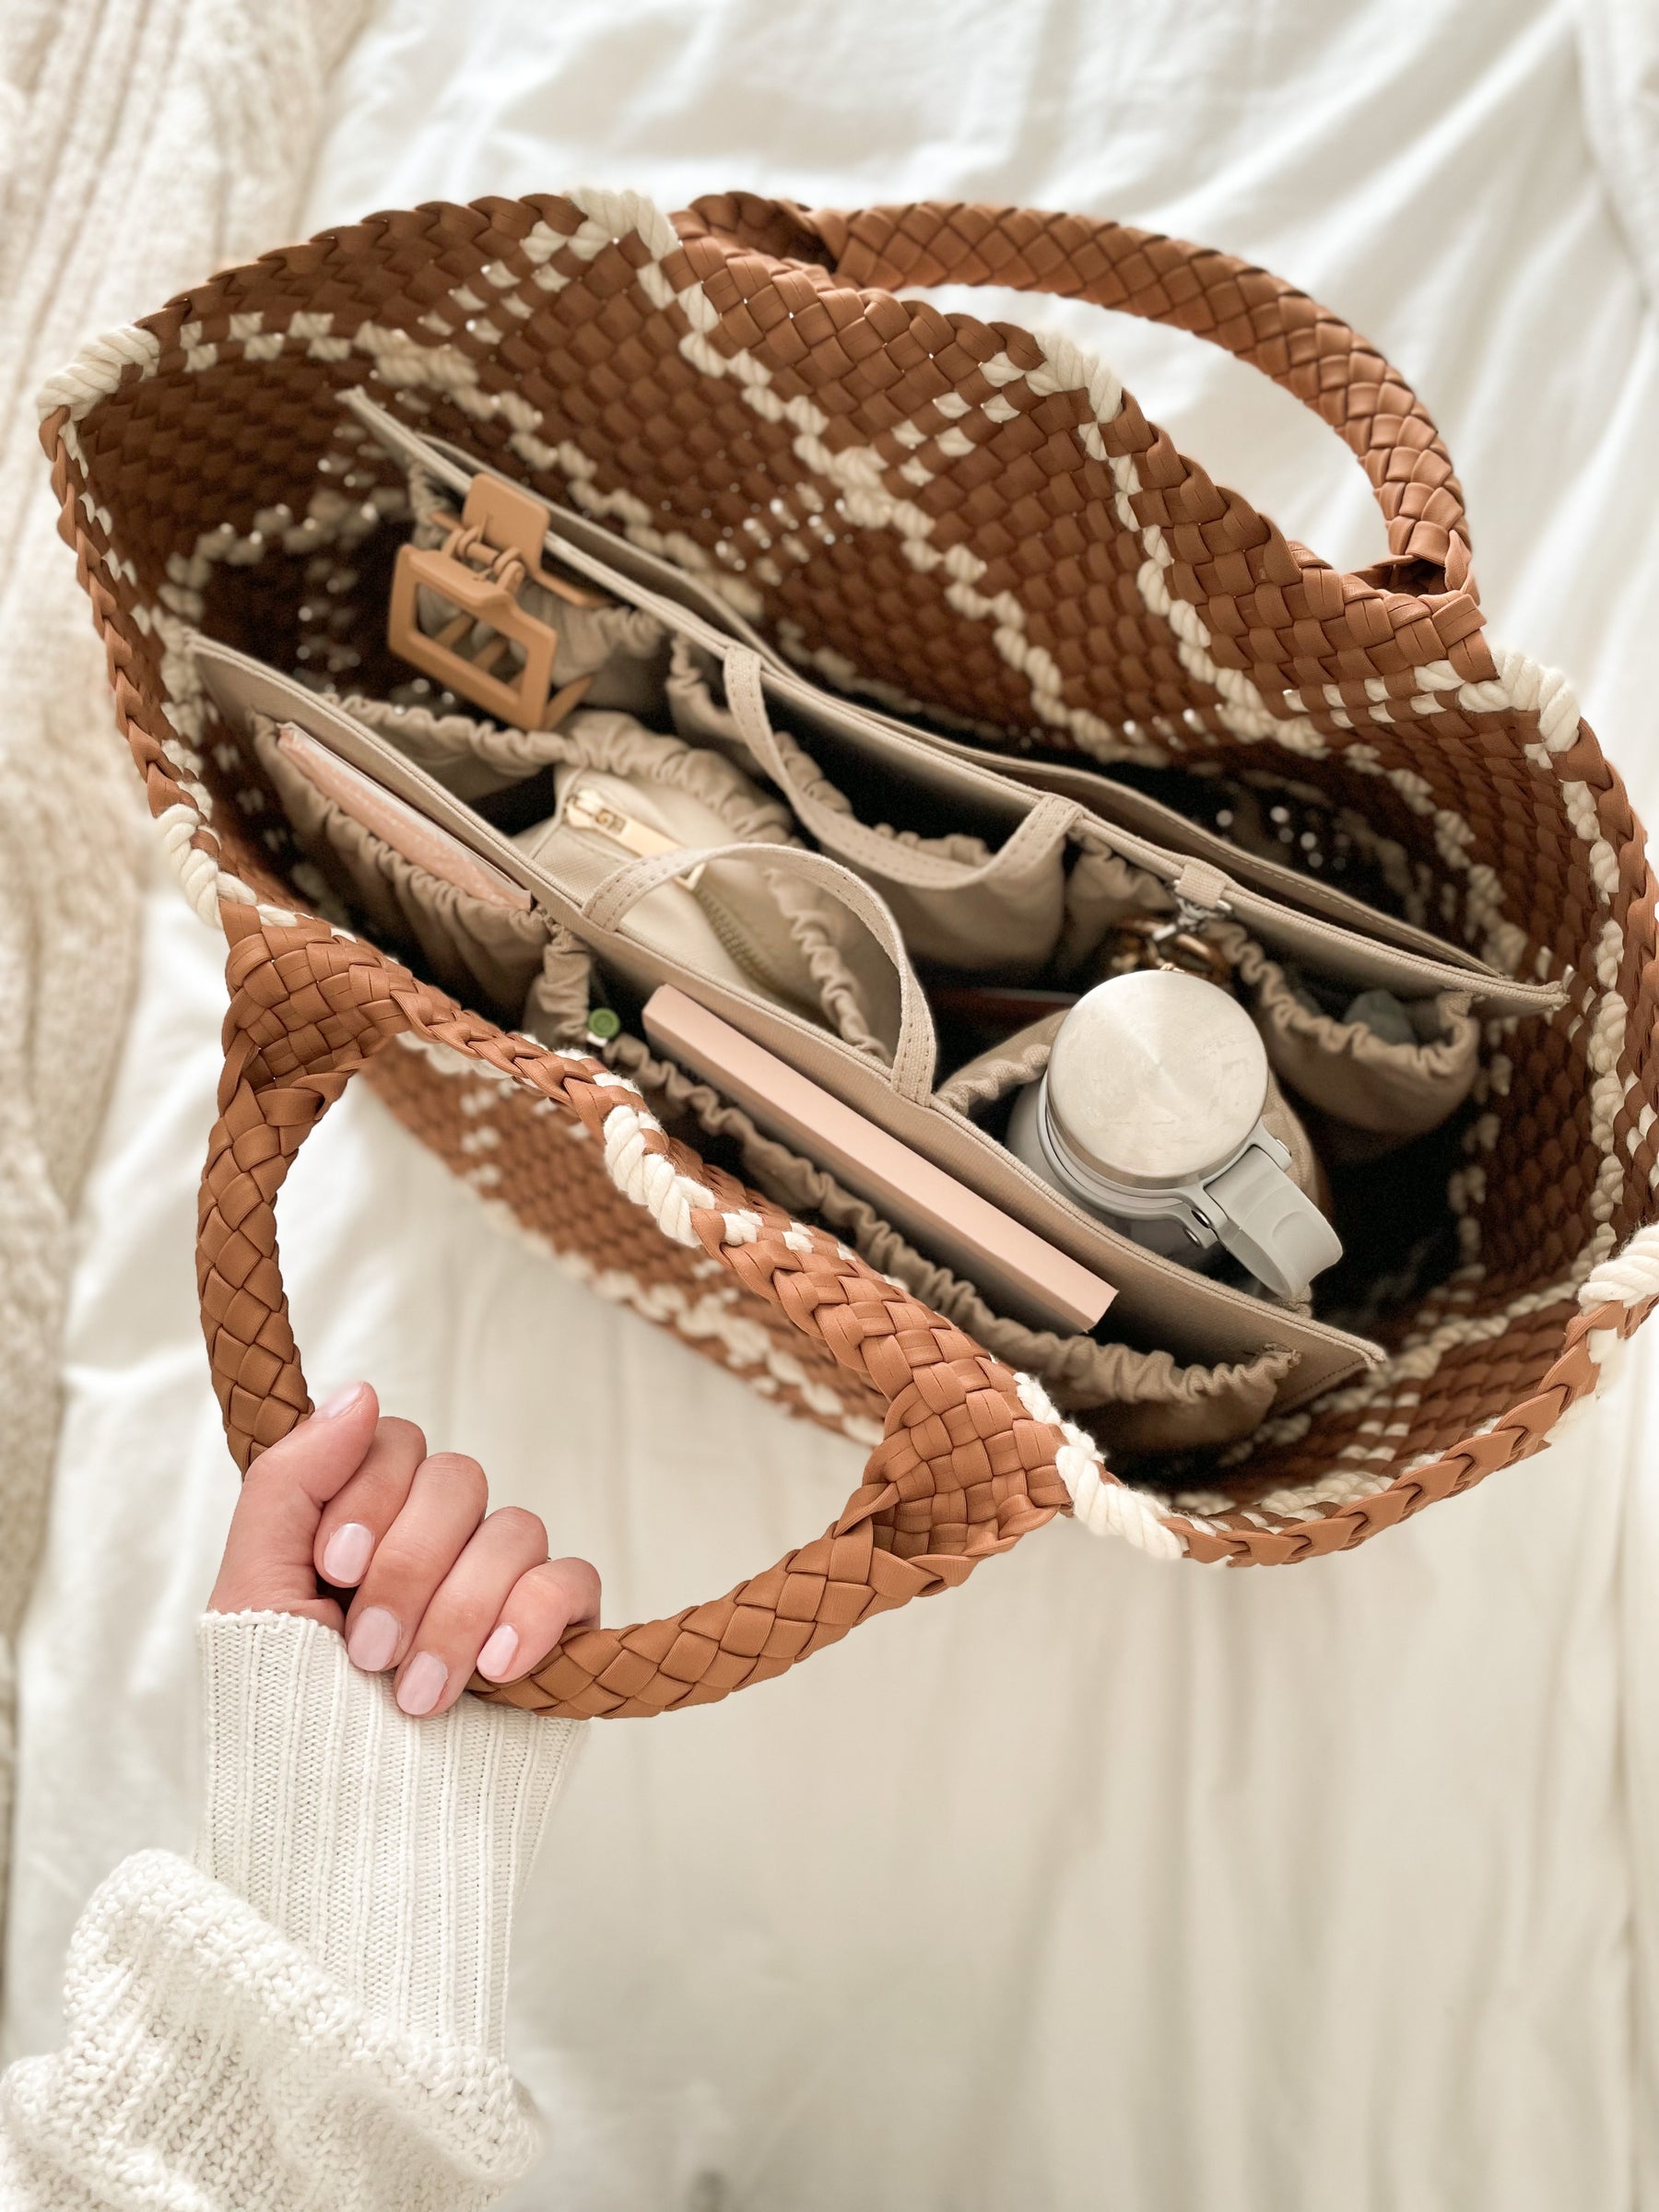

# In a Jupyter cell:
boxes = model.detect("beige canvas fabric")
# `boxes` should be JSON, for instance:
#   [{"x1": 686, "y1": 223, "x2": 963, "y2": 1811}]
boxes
[
  {"x1": 1055, "y1": 831, "x2": 1171, "y2": 974},
  {"x1": 341, "y1": 692, "x2": 575, "y2": 803},
  {"x1": 936, "y1": 1012, "x2": 1071, "y2": 1113},
  {"x1": 522, "y1": 924, "x2": 595, "y2": 1050},
  {"x1": 200, "y1": 637, "x2": 1382, "y2": 1406},
  {"x1": 253, "y1": 714, "x2": 552, "y2": 1014},
  {"x1": 1230, "y1": 932, "x2": 1481, "y2": 1141},
  {"x1": 666, "y1": 636, "x2": 1073, "y2": 973}
]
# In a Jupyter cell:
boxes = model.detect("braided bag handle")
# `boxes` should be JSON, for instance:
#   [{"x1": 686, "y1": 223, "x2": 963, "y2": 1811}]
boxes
[
  {"x1": 200, "y1": 906, "x2": 1071, "y2": 1719},
  {"x1": 711, "y1": 196, "x2": 1473, "y2": 594}
]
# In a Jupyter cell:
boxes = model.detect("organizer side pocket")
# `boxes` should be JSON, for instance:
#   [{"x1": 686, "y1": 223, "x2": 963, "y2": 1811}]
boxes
[
  {"x1": 1230, "y1": 934, "x2": 1480, "y2": 1147},
  {"x1": 253, "y1": 712, "x2": 553, "y2": 1018}
]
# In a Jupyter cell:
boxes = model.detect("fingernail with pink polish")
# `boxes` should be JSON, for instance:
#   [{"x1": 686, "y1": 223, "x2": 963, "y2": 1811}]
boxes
[
  {"x1": 314, "y1": 1381, "x2": 369, "y2": 1420},
  {"x1": 347, "y1": 1606, "x2": 400, "y2": 1673},
  {"x1": 321, "y1": 1523, "x2": 374, "y2": 1586},
  {"x1": 397, "y1": 1653, "x2": 447, "y2": 1717},
  {"x1": 477, "y1": 1624, "x2": 519, "y2": 1681}
]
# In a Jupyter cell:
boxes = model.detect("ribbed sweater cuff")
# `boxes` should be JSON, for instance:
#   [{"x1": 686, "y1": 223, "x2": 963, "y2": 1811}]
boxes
[{"x1": 194, "y1": 1611, "x2": 581, "y2": 2055}]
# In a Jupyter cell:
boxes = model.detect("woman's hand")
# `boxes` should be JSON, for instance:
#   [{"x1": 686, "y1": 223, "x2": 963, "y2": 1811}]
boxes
[{"x1": 207, "y1": 1382, "x2": 600, "y2": 1716}]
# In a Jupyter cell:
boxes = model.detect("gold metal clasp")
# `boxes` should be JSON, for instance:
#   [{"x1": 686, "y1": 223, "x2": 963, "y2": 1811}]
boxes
[
  {"x1": 561, "y1": 781, "x2": 705, "y2": 889},
  {"x1": 1100, "y1": 913, "x2": 1233, "y2": 989},
  {"x1": 387, "y1": 476, "x2": 607, "y2": 730}
]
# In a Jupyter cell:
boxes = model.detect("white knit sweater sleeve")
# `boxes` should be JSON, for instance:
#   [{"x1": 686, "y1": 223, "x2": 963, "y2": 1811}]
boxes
[{"x1": 0, "y1": 1611, "x2": 582, "y2": 2211}]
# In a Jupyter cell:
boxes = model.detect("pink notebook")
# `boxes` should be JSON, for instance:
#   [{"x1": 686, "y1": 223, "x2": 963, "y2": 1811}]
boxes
[{"x1": 643, "y1": 986, "x2": 1115, "y2": 1336}]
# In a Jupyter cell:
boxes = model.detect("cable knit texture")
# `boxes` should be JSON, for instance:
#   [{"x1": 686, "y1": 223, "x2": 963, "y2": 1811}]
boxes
[
  {"x1": 0, "y1": 0, "x2": 371, "y2": 1927},
  {"x1": 0, "y1": 1614, "x2": 580, "y2": 2209}
]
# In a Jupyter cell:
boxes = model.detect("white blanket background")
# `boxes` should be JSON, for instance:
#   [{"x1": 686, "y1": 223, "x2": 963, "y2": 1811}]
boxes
[{"x1": 6, "y1": 3, "x2": 1659, "y2": 2206}]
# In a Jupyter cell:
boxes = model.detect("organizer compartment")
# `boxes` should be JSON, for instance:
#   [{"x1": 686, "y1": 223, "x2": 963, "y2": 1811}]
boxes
[
  {"x1": 938, "y1": 1011, "x2": 1328, "y2": 1218},
  {"x1": 667, "y1": 635, "x2": 1072, "y2": 975},
  {"x1": 252, "y1": 711, "x2": 554, "y2": 1019},
  {"x1": 403, "y1": 460, "x2": 670, "y2": 718},
  {"x1": 616, "y1": 1034, "x2": 1295, "y2": 1452},
  {"x1": 1228, "y1": 931, "x2": 1480, "y2": 1150},
  {"x1": 339, "y1": 691, "x2": 574, "y2": 802}
]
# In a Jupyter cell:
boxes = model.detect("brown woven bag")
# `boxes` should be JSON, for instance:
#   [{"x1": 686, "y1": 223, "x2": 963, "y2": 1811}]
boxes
[{"x1": 41, "y1": 188, "x2": 1659, "y2": 1720}]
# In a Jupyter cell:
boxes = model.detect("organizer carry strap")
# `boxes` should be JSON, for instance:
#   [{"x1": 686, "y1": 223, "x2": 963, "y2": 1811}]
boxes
[{"x1": 583, "y1": 834, "x2": 940, "y2": 1104}]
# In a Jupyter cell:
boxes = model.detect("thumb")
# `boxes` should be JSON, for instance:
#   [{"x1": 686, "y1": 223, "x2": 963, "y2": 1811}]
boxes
[{"x1": 207, "y1": 1382, "x2": 381, "y2": 1626}]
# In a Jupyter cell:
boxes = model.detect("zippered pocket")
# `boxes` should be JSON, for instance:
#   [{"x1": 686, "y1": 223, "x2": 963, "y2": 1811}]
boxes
[
  {"x1": 522, "y1": 761, "x2": 900, "y2": 1062},
  {"x1": 346, "y1": 392, "x2": 1562, "y2": 1023}
]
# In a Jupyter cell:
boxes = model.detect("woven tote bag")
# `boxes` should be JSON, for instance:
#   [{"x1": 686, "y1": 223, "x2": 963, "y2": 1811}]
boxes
[{"x1": 41, "y1": 188, "x2": 1659, "y2": 1721}]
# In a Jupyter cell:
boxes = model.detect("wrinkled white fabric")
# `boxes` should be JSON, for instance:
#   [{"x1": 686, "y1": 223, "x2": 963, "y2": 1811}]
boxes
[{"x1": 6, "y1": 2, "x2": 1659, "y2": 2208}]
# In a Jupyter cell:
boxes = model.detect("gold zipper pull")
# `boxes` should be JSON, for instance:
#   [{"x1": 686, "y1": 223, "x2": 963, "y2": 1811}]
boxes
[{"x1": 563, "y1": 783, "x2": 704, "y2": 888}]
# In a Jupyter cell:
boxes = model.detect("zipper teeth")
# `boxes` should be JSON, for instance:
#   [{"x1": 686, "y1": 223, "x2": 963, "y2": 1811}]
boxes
[
  {"x1": 1177, "y1": 880, "x2": 1538, "y2": 996},
  {"x1": 692, "y1": 875, "x2": 808, "y2": 1004},
  {"x1": 565, "y1": 792, "x2": 809, "y2": 1008},
  {"x1": 566, "y1": 786, "x2": 675, "y2": 858}
]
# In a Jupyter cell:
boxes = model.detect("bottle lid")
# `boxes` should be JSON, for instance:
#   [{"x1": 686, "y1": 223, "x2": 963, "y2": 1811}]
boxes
[{"x1": 1044, "y1": 971, "x2": 1268, "y2": 1194}]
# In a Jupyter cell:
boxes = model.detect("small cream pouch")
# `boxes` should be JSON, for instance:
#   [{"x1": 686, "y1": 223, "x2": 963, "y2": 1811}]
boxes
[
  {"x1": 1230, "y1": 934, "x2": 1480, "y2": 1145},
  {"x1": 513, "y1": 713, "x2": 899, "y2": 1061}
]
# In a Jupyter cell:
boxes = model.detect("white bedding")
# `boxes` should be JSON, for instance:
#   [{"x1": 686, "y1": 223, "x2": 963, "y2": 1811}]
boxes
[{"x1": 7, "y1": 2, "x2": 1659, "y2": 2205}]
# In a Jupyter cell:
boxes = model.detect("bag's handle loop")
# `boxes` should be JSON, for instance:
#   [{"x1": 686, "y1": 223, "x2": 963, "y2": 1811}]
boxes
[
  {"x1": 790, "y1": 200, "x2": 1474, "y2": 595},
  {"x1": 581, "y1": 835, "x2": 939, "y2": 1105},
  {"x1": 197, "y1": 909, "x2": 1069, "y2": 1718}
]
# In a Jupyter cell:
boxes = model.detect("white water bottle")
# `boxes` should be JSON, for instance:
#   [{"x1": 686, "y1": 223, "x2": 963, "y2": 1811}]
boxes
[{"x1": 1005, "y1": 970, "x2": 1342, "y2": 1301}]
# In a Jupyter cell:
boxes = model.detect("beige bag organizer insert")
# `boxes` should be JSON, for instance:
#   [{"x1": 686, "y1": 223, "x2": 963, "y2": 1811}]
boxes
[
  {"x1": 198, "y1": 630, "x2": 1524, "y2": 1419},
  {"x1": 253, "y1": 718, "x2": 1298, "y2": 1447},
  {"x1": 189, "y1": 402, "x2": 1563, "y2": 1419}
]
